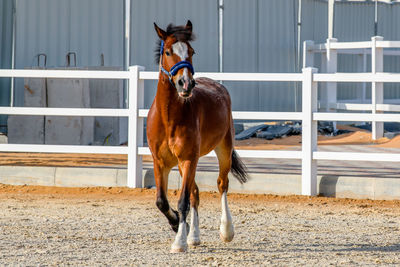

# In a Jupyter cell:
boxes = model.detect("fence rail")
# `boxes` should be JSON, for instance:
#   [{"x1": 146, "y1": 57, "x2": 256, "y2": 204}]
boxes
[
  {"x1": 304, "y1": 36, "x2": 400, "y2": 141},
  {"x1": 0, "y1": 66, "x2": 400, "y2": 195}
]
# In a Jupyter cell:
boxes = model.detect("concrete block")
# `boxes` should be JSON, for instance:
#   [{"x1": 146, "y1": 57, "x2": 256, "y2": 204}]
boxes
[
  {"x1": 88, "y1": 67, "x2": 123, "y2": 108},
  {"x1": 54, "y1": 167, "x2": 118, "y2": 187},
  {"x1": 323, "y1": 176, "x2": 375, "y2": 199},
  {"x1": 117, "y1": 169, "x2": 127, "y2": 186},
  {"x1": 93, "y1": 117, "x2": 121, "y2": 145},
  {"x1": 81, "y1": 117, "x2": 95, "y2": 145},
  {"x1": 23, "y1": 72, "x2": 46, "y2": 107},
  {"x1": 45, "y1": 116, "x2": 87, "y2": 145},
  {"x1": 45, "y1": 71, "x2": 94, "y2": 145},
  {"x1": 0, "y1": 166, "x2": 55, "y2": 186},
  {"x1": 47, "y1": 75, "x2": 90, "y2": 108},
  {"x1": 166, "y1": 170, "x2": 183, "y2": 190},
  {"x1": 8, "y1": 115, "x2": 45, "y2": 144},
  {"x1": 0, "y1": 134, "x2": 7, "y2": 144},
  {"x1": 374, "y1": 177, "x2": 400, "y2": 200},
  {"x1": 317, "y1": 175, "x2": 339, "y2": 197},
  {"x1": 150, "y1": 169, "x2": 302, "y2": 195},
  {"x1": 88, "y1": 67, "x2": 126, "y2": 145},
  {"x1": 8, "y1": 69, "x2": 46, "y2": 144}
]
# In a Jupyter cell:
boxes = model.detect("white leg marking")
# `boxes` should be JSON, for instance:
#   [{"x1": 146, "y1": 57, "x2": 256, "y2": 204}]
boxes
[
  {"x1": 170, "y1": 221, "x2": 188, "y2": 253},
  {"x1": 187, "y1": 207, "x2": 200, "y2": 246},
  {"x1": 220, "y1": 191, "x2": 234, "y2": 242}
]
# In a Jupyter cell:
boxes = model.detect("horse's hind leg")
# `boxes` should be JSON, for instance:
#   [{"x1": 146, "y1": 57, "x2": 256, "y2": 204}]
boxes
[
  {"x1": 154, "y1": 161, "x2": 179, "y2": 232},
  {"x1": 215, "y1": 135, "x2": 235, "y2": 243},
  {"x1": 187, "y1": 182, "x2": 200, "y2": 246}
]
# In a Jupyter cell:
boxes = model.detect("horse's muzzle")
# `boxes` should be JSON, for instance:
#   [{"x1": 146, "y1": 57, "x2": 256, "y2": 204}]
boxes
[{"x1": 177, "y1": 78, "x2": 196, "y2": 98}]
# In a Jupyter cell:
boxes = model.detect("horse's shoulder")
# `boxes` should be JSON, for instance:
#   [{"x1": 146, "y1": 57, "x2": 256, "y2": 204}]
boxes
[{"x1": 195, "y1": 77, "x2": 221, "y2": 88}]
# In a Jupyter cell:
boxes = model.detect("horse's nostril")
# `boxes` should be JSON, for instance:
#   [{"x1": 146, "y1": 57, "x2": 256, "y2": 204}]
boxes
[{"x1": 178, "y1": 79, "x2": 184, "y2": 87}]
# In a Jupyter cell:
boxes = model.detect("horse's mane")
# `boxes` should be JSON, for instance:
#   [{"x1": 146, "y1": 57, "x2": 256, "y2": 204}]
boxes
[{"x1": 154, "y1": 23, "x2": 196, "y2": 64}]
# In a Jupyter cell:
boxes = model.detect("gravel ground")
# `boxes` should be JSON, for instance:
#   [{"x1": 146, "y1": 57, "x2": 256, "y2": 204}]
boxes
[{"x1": 1, "y1": 185, "x2": 400, "y2": 266}]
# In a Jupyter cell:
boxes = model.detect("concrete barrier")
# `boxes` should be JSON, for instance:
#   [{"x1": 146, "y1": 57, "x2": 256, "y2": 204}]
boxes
[
  {"x1": 88, "y1": 67, "x2": 126, "y2": 145},
  {"x1": 8, "y1": 70, "x2": 46, "y2": 144},
  {"x1": 1, "y1": 165, "x2": 400, "y2": 200},
  {"x1": 46, "y1": 71, "x2": 94, "y2": 145}
]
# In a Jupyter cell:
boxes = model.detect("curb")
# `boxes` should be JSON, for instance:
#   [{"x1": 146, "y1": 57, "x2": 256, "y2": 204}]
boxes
[{"x1": 1, "y1": 166, "x2": 400, "y2": 200}]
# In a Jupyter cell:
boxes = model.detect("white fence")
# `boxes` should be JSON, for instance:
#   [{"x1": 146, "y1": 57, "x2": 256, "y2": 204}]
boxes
[
  {"x1": 304, "y1": 36, "x2": 400, "y2": 140},
  {"x1": 1, "y1": 66, "x2": 400, "y2": 195}
]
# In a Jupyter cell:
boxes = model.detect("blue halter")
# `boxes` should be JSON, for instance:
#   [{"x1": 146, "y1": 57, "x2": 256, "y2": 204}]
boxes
[{"x1": 159, "y1": 40, "x2": 195, "y2": 83}]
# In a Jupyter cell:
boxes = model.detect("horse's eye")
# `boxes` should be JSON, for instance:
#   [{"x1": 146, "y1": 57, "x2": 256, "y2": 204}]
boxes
[{"x1": 165, "y1": 51, "x2": 171, "y2": 56}]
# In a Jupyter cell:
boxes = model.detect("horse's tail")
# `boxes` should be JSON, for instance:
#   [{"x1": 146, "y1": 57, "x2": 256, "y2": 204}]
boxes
[{"x1": 231, "y1": 149, "x2": 249, "y2": 184}]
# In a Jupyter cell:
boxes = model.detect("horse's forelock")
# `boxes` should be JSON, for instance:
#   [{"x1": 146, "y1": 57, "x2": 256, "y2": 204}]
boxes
[
  {"x1": 155, "y1": 23, "x2": 195, "y2": 64},
  {"x1": 166, "y1": 24, "x2": 195, "y2": 42}
]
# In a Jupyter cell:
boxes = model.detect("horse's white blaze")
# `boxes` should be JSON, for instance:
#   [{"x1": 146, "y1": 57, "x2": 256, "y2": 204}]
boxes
[
  {"x1": 187, "y1": 207, "x2": 200, "y2": 246},
  {"x1": 220, "y1": 191, "x2": 234, "y2": 242},
  {"x1": 172, "y1": 42, "x2": 191, "y2": 83},
  {"x1": 172, "y1": 41, "x2": 188, "y2": 60},
  {"x1": 171, "y1": 221, "x2": 188, "y2": 253}
]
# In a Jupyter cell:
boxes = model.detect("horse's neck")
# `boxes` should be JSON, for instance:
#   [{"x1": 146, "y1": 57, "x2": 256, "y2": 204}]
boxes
[{"x1": 155, "y1": 75, "x2": 183, "y2": 124}]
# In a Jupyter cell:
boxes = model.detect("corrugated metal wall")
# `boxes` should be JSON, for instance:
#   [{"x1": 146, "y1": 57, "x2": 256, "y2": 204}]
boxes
[
  {"x1": 332, "y1": 1, "x2": 400, "y2": 102},
  {"x1": 3, "y1": 0, "x2": 400, "y2": 112},
  {"x1": 224, "y1": 0, "x2": 299, "y2": 112},
  {"x1": 15, "y1": 0, "x2": 123, "y2": 68},
  {"x1": 379, "y1": 3, "x2": 400, "y2": 100},
  {"x1": 130, "y1": 0, "x2": 218, "y2": 107},
  {"x1": 301, "y1": 0, "x2": 328, "y2": 43},
  {"x1": 0, "y1": 0, "x2": 13, "y2": 131},
  {"x1": 13, "y1": 0, "x2": 124, "y2": 106}
]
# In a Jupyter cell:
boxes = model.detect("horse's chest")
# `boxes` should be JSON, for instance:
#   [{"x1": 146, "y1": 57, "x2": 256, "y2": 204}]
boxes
[{"x1": 167, "y1": 128, "x2": 198, "y2": 158}]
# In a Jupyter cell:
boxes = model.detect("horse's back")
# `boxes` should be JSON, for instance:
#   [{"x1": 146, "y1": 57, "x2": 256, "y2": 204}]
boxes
[{"x1": 194, "y1": 77, "x2": 231, "y2": 103}]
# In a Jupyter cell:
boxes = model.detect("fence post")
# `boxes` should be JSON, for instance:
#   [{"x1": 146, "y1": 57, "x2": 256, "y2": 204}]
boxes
[
  {"x1": 302, "y1": 67, "x2": 318, "y2": 196},
  {"x1": 326, "y1": 38, "x2": 337, "y2": 122},
  {"x1": 371, "y1": 36, "x2": 384, "y2": 140},
  {"x1": 303, "y1": 40, "x2": 315, "y2": 68},
  {"x1": 358, "y1": 49, "x2": 368, "y2": 103},
  {"x1": 127, "y1": 65, "x2": 145, "y2": 188}
]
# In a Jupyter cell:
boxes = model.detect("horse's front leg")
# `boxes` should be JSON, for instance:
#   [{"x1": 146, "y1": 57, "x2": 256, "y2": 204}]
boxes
[
  {"x1": 153, "y1": 161, "x2": 180, "y2": 232},
  {"x1": 170, "y1": 159, "x2": 198, "y2": 253},
  {"x1": 187, "y1": 182, "x2": 200, "y2": 246}
]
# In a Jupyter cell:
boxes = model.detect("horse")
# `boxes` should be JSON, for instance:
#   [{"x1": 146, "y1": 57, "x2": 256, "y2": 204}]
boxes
[{"x1": 146, "y1": 20, "x2": 248, "y2": 253}]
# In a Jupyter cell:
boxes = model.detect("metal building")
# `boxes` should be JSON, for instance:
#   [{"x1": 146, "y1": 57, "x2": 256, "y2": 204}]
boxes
[
  {"x1": 0, "y1": 0, "x2": 13, "y2": 132},
  {"x1": 1, "y1": 0, "x2": 400, "y2": 133}
]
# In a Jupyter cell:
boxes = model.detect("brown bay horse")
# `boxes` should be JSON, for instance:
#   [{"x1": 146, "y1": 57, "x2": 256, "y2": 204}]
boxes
[{"x1": 147, "y1": 20, "x2": 248, "y2": 253}]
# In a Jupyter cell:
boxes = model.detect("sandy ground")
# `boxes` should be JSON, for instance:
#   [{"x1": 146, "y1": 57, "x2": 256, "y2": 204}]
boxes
[{"x1": 0, "y1": 185, "x2": 400, "y2": 266}]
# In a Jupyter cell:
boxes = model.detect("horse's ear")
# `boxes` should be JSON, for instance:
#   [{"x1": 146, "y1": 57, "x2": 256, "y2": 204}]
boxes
[
  {"x1": 186, "y1": 20, "x2": 193, "y2": 33},
  {"x1": 154, "y1": 23, "x2": 167, "y2": 40}
]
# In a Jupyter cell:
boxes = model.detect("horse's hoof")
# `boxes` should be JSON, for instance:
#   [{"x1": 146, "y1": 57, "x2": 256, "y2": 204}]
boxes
[
  {"x1": 170, "y1": 223, "x2": 179, "y2": 233},
  {"x1": 187, "y1": 237, "x2": 201, "y2": 247},
  {"x1": 219, "y1": 232, "x2": 234, "y2": 243},
  {"x1": 220, "y1": 223, "x2": 234, "y2": 242},
  {"x1": 170, "y1": 244, "x2": 187, "y2": 253}
]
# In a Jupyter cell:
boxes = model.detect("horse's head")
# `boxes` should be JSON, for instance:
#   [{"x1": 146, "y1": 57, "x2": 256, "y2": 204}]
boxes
[{"x1": 154, "y1": 20, "x2": 196, "y2": 98}]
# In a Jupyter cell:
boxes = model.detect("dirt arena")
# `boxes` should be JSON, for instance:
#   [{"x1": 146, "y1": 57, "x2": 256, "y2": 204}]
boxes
[{"x1": 1, "y1": 185, "x2": 400, "y2": 266}]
